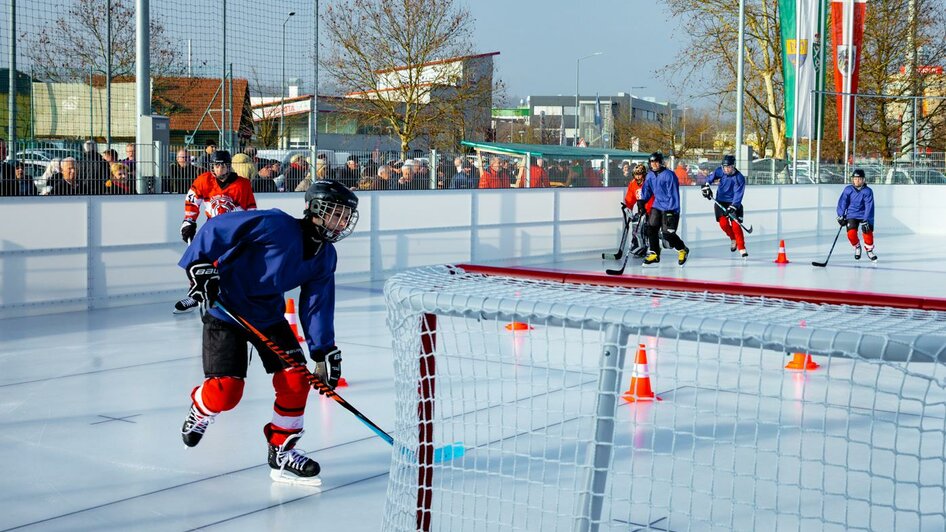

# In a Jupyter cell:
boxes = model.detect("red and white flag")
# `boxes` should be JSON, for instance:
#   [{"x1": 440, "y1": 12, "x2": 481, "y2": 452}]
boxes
[{"x1": 831, "y1": 0, "x2": 867, "y2": 141}]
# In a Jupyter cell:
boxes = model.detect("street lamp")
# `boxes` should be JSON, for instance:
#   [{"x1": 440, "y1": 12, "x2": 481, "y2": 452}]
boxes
[
  {"x1": 575, "y1": 52, "x2": 603, "y2": 146},
  {"x1": 280, "y1": 11, "x2": 296, "y2": 149}
]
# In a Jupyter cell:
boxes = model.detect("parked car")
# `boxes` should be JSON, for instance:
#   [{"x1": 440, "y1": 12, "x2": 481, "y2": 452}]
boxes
[
  {"x1": 16, "y1": 148, "x2": 82, "y2": 168},
  {"x1": 883, "y1": 167, "x2": 946, "y2": 185}
]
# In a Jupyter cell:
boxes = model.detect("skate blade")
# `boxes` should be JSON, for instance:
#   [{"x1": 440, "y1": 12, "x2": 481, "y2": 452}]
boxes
[{"x1": 270, "y1": 469, "x2": 322, "y2": 487}]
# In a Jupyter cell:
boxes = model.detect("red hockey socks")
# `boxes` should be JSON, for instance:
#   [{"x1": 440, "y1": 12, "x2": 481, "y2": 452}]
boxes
[
  {"x1": 863, "y1": 230, "x2": 874, "y2": 249},
  {"x1": 847, "y1": 229, "x2": 860, "y2": 247},
  {"x1": 719, "y1": 217, "x2": 746, "y2": 251},
  {"x1": 192, "y1": 376, "x2": 245, "y2": 415},
  {"x1": 265, "y1": 367, "x2": 311, "y2": 446},
  {"x1": 718, "y1": 217, "x2": 734, "y2": 239}
]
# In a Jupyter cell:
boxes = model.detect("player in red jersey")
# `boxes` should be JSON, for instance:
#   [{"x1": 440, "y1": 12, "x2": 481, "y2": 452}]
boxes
[{"x1": 174, "y1": 150, "x2": 257, "y2": 313}]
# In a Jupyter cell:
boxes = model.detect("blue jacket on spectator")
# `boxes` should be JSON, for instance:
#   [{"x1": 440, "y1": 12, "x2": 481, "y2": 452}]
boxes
[{"x1": 450, "y1": 170, "x2": 473, "y2": 189}]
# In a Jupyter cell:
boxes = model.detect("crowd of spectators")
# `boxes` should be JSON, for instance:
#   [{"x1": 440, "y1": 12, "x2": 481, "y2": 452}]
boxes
[{"x1": 0, "y1": 137, "x2": 642, "y2": 197}]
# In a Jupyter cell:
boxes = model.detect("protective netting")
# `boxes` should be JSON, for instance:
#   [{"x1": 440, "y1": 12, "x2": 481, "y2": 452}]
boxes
[{"x1": 383, "y1": 265, "x2": 946, "y2": 531}]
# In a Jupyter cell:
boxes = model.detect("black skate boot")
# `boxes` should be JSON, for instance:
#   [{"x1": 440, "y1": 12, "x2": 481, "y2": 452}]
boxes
[
  {"x1": 269, "y1": 432, "x2": 321, "y2": 486},
  {"x1": 739, "y1": 249, "x2": 748, "y2": 259},
  {"x1": 174, "y1": 296, "x2": 199, "y2": 314},
  {"x1": 853, "y1": 244, "x2": 862, "y2": 260},
  {"x1": 730, "y1": 240, "x2": 737, "y2": 252},
  {"x1": 181, "y1": 404, "x2": 215, "y2": 447},
  {"x1": 866, "y1": 248, "x2": 877, "y2": 262}
]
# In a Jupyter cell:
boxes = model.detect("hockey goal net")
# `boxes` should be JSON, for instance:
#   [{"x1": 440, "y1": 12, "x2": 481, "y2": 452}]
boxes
[{"x1": 382, "y1": 264, "x2": 946, "y2": 531}]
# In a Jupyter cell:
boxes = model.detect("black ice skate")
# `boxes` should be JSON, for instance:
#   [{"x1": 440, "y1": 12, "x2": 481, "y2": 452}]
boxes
[
  {"x1": 740, "y1": 249, "x2": 748, "y2": 259},
  {"x1": 181, "y1": 404, "x2": 215, "y2": 447},
  {"x1": 174, "y1": 296, "x2": 199, "y2": 314},
  {"x1": 866, "y1": 248, "x2": 877, "y2": 262},
  {"x1": 853, "y1": 244, "x2": 862, "y2": 260},
  {"x1": 269, "y1": 432, "x2": 322, "y2": 486},
  {"x1": 730, "y1": 240, "x2": 737, "y2": 252}
]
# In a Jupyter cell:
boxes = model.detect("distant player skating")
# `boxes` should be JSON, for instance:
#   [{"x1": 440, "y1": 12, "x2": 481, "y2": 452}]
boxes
[
  {"x1": 174, "y1": 150, "x2": 257, "y2": 314},
  {"x1": 639, "y1": 152, "x2": 689, "y2": 266},
  {"x1": 701, "y1": 155, "x2": 750, "y2": 258},
  {"x1": 837, "y1": 169, "x2": 877, "y2": 262},
  {"x1": 178, "y1": 180, "x2": 359, "y2": 486}
]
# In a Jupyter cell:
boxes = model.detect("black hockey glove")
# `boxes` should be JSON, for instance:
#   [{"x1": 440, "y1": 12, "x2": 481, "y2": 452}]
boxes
[
  {"x1": 860, "y1": 221, "x2": 873, "y2": 233},
  {"x1": 837, "y1": 216, "x2": 847, "y2": 226},
  {"x1": 180, "y1": 220, "x2": 197, "y2": 243},
  {"x1": 636, "y1": 200, "x2": 647, "y2": 217},
  {"x1": 312, "y1": 346, "x2": 342, "y2": 394},
  {"x1": 630, "y1": 211, "x2": 641, "y2": 223},
  {"x1": 727, "y1": 204, "x2": 738, "y2": 216},
  {"x1": 186, "y1": 261, "x2": 219, "y2": 311},
  {"x1": 701, "y1": 184, "x2": 713, "y2": 200}
]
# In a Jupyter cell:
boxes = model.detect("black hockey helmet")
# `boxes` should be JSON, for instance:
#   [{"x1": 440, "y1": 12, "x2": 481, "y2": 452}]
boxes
[
  {"x1": 648, "y1": 152, "x2": 664, "y2": 165},
  {"x1": 210, "y1": 150, "x2": 232, "y2": 165},
  {"x1": 722, "y1": 154, "x2": 736, "y2": 167},
  {"x1": 851, "y1": 168, "x2": 865, "y2": 179},
  {"x1": 304, "y1": 180, "x2": 360, "y2": 243}
]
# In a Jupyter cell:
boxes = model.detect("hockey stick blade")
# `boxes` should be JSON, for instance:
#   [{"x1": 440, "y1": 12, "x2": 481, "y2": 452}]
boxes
[
  {"x1": 602, "y1": 249, "x2": 623, "y2": 260},
  {"x1": 811, "y1": 261, "x2": 828, "y2": 268},
  {"x1": 215, "y1": 303, "x2": 464, "y2": 463}
]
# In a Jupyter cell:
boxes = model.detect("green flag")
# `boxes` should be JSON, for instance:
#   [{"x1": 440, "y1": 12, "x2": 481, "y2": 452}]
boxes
[{"x1": 780, "y1": 0, "x2": 828, "y2": 139}]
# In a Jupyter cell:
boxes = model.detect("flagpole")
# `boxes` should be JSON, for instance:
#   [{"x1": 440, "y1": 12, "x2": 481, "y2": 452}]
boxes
[
  {"x1": 815, "y1": 0, "x2": 826, "y2": 178},
  {"x1": 735, "y1": 0, "x2": 746, "y2": 170}
]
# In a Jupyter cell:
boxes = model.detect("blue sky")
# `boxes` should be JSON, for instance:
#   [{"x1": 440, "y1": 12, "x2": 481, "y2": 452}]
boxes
[{"x1": 463, "y1": 0, "x2": 703, "y2": 106}]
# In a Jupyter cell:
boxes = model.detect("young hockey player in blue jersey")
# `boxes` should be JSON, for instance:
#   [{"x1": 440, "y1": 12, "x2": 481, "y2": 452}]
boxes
[
  {"x1": 837, "y1": 169, "x2": 877, "y2": 262},
  {"x1": 178, "y1": 180, "x2": 359, "y2": 486},
  {"x1": 638, "y1": 152, "x2": 690, "y2": 266},
  {"x1": 701, "y1": 154, "x2": 749, "y2": 258}
]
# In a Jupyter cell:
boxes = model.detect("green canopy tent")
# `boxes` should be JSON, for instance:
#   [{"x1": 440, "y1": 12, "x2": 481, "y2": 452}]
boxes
[{"x1": 460, "y1": 141, "x2": 650, "y2": 187}]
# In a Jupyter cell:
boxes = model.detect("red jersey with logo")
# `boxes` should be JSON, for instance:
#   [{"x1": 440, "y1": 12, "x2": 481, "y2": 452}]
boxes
[
  {"x1": 624, "y1": 178, "x2": 655, "y2": 213},
  {"x1": 184, "y1": 171, "x2": 257, "y2": 222}
]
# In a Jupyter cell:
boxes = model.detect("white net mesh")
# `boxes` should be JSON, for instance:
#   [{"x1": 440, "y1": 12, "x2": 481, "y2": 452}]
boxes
[{"x1": 382, "y1": 265, "x2": 946, "y2": 531}]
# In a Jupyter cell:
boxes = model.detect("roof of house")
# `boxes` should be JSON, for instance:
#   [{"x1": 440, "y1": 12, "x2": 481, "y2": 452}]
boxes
[{"x1": 150, "y1": 77, "x2": 251, "y2": 133}]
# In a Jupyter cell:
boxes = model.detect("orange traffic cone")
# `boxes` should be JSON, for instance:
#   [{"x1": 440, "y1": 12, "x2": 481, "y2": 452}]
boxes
[
  {"x1": 284, "y1": 298, "x2": 305, "y2": 342},
  {"x1": 505, "y1": 322, "x2": 533, "y2": 331},
  {"x1": 623, "y1": 344, "x2": 661, "y2": 402},
  {"x1": 785, "y1": 353, "x2": 820, "y2": 371},
  {"x1": 336, "y1": 377, "x2": 349, "y2": 387},
  {"x1": 773, "y1": 240, "x2": 790, "y2": 264},
  {"x1": 785, "y1": 319, "x2": 818, "y2": 370}
]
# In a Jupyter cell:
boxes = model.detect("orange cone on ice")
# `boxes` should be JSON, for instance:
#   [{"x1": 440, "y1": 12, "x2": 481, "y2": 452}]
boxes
[
  {"x1": 284, "y1": 298, "x2": 305, "y2": 342},
  {"x1": 785, "y1": 353, "x2": 820, "y2": 371},
  {"x1": 785, "y1": 320, "x2": 819, "y2": 370},
  {"x1": 773, "y1": 240, "x2": 790, "y2": 264},
  {"x1": 623, "y1": 344, "x2": 661, "y2": 402},
  {"x1": 505, "y1": 322, "x2": 533, "y2": 331}
]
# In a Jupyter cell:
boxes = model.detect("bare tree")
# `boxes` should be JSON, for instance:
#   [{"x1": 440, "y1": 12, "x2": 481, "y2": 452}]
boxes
[
  {"x1": 321, "y1": 0, "x2": 498, "y2": 153},
  {"x1": 663, "y1": 0, "x2": 787, "y2": 158},
  {"x1": 24, "y1": 0, "x2": 185, "y2": 82}
]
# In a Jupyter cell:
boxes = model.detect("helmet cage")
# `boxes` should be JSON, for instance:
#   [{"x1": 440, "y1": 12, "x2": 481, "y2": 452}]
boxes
[{"x1": 307, "y1": 198, "x2": 359, "y2": 243}]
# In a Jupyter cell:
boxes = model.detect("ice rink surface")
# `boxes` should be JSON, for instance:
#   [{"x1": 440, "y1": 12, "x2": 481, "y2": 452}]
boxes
[{"x1": 2, "y1": 232, "x2": 945, "y2": 531}]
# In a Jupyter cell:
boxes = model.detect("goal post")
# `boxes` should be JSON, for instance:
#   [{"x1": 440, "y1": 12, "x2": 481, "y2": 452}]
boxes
[{"x1": 382, "y1": 264, "x2": 946, "y2": 531}]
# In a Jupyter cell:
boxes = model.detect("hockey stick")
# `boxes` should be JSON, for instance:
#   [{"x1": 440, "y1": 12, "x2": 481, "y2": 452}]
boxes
[
  {"x1": 711, "y1": 199, "x2": 753, "y2": 234},
  {"x1": 812, "y1": 222, "x2": 845, "y2": 268},
  {"x1": 215, "y1": 302, "x2": 465, "y2": 462},
  {"x1": 602, "y1": 204, "x2": 632, "y2": 260}
]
